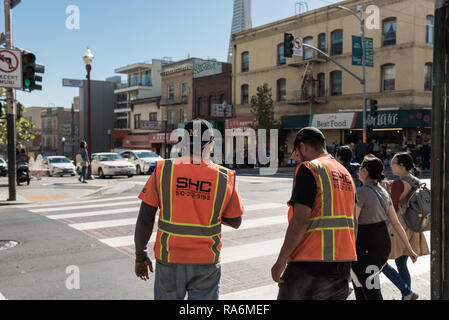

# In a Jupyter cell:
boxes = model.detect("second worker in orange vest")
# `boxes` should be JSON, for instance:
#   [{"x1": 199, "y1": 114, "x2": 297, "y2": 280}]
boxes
[
  {"x1": 271, "y1": 127, "x2": 357, "y2": 300},
  {"x1": 134, "y1": 119, "x2": 244, "y2": 300}
]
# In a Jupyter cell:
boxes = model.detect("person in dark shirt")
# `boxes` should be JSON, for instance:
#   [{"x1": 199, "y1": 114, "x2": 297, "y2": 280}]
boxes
[{"x1": 336, "y1": 145, "x2": 361, "y2": 188}]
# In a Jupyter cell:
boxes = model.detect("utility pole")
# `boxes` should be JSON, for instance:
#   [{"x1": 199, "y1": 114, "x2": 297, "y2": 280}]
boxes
[
  {"x1": 3, "y1": 0, "x2": 17, "y2": 201},
  {"x1": 431, "y1": 0, "x2": 449, "y2": 300}
]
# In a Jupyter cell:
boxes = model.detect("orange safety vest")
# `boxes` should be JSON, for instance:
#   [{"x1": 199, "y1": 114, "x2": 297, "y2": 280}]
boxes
[
  {"x1": 287, "y1": 154, "x2": 357, "y2": 262},
  {"x1": 153, "y1": 158, "x2": 236, "y2": 264}
]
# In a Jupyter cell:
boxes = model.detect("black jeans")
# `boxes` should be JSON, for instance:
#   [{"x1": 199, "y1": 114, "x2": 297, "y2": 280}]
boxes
[
  {"x1": 351, "y1": 221, "x2": 391, "y2": 300},
  {"x1": 277, "y1": 261, "x2": 351, "y2": 300}
]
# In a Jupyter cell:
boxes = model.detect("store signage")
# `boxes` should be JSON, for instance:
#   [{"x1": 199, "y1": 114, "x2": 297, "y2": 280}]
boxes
[
  {"x1": 141, "y1": 120, "x2": 159, "y2": 130},
  {"x1": 193, "y1": 60, "x2": 222, "y2": 78},
  {"x1": 161, "y1": 63, "x2": 193, "y2": 75},
  {"x1": 312, "y1": 113, "x2": 357, "y2": 129},
  {"x1": 211, "y1": 103, "x2": 232, "y2": 117}
]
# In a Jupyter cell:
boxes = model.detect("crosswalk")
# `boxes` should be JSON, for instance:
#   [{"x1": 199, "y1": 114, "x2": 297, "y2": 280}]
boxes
[
  {"x1": 20, "y1": 194, "x2": 290, "y2": 297},
  {"x1": 20, "y1": 192, "x2": 431, "y2": 299}
]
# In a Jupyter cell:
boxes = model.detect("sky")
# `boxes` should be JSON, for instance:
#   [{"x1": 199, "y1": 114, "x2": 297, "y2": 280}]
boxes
[{"x1": 1, "y1": 0, "x2": 340, "y2": 109}]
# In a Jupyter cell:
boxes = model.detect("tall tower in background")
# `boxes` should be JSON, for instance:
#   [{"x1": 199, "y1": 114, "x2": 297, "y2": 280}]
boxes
[{"x1": 228, "y1": 0, "x2": 252, "y2": 62}]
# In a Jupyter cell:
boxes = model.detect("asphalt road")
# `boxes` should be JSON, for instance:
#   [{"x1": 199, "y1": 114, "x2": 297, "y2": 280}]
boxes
[{"x1": 0, "y1": 168, "x2": 432, "y2": 300}]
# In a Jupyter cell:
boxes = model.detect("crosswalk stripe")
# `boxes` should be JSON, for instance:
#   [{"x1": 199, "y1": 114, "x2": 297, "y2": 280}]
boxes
[
  {"x1": 98, "y1": 215, "x2": 288, "y2": 247},
  {"x1": 220, "y1": 238, "x2": 282, "y2": 264},
  {"x1": 47, "y1": 206, "x2": 141, "y2": 220},
  {"x1": 18, "y1": 195, "x2": 139, "y2": 209},
  {"x1": 29, "y1": 200, "x2": 141, "y2": 213},
  {"x1": 69, "y1": 218, "x2": 138, "y2": 231}
]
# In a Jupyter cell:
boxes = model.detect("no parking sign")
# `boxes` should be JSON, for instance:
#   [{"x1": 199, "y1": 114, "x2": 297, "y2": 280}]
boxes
[{"x1": 0, "y1": 49, "x2": 23, "y2": 89}]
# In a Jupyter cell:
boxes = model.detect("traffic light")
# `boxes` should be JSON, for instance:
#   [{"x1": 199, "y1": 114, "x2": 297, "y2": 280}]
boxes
[
  {"x1": 369, "y1": 99, "x2": 378, "y2": 117},
  {"x1": 17, "y1": 102, "x2": 23, "y2": 119},
  {"x1": 417, "y1": 130, "x2": 422, "y2": 138},
  {"x1": 21, "y1": 50, "x2": 45, "y2": 92},
  {"x1": 284, "y1": 33, "x2": 294, "y2": 58}
]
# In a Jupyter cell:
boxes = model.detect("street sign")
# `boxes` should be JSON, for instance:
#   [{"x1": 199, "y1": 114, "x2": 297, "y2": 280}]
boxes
[
  {"x1": 352, "y1": 36, "x2": 374, "y2": 67},
  {"x1": 62, "y1": 78, "x2": 84, "y2": 87},
  {"x1": 0, "y1": 49, "x2": 22, "y2": 89},
  {"x1": 293, "y1": 37, "x2": 303, "y2": 57}
]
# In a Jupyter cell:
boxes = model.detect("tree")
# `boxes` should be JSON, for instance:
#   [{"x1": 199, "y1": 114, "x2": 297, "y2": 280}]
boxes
[
  {"x1": 0, "y1": 89, "x2": 35, "y2": 147},
  {"x1": 250, "y1": 83, "x2": 279, "y2": 130}
]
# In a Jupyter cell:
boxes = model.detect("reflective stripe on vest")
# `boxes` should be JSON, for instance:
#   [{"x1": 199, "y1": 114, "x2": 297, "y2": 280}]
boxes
[
  {"x1": 306, "y1": 158, "x2": 355, "y2": 261},
  {"x1": 156, "y1": 160, "x2": 230, "y2": 263}
]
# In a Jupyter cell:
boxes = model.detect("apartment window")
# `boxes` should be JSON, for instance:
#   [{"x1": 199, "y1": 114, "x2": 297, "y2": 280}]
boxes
[
  {"x1": 198, "y1": 97, "x2": 206, "y2": 116},
  {"x1": 241, "y1": 84, "x2": 249, "y2": 104},
  {"x1": 142, "y1": 71, "x2": 152, "y2": 86},
  {"x1": 208, "y1": 96, "x2": 216, "y2": 116},
  {"x1": 277, "y1": 78, "x2": 286, "y2": 101},
  {"x1": 181, "y1": 82, "x2": 188, "y2": 98},
  {"x1": 168, "y1": 84, "x2": 174, "y2": 101},
  {"x1": 424, "y1": 63, "x2": 432, "y2": 91},
  {"x1": 277, "y1": 43, "x2": 286, "y2": 65},
  {"x1": 318, "y1": 33, "x2": 326, "y2": 59},
  {"x1": 134, "y1": 114, "x2": 141, "y2": 129},
  {"x1": 241, "y1": 52, "x2": 249, "y2": 72},
  {"x1": 149, "y1": 112, "x2": 157, "y2": 121},
  {"x1": 330, "y1": 71, "x2": 342, "y2": 96},
  {"x1": 130, "y1": 73, "x2": 139, "y2": 86},
  {"x1": 303, "y1": 37, "x2": 314, "y2": 60},
  {"x1": 182, "y1": 110, "x2": 187, "y2": 123},
  {"x1": 383, "y1": 18, "x2": 397, "y2": 46},
  {"x1": 381, "y1": 64, "x2": 395, "y2": 91},
  {"x1": 169, "y1": 111, "x2": 174, "y2": 124},
  {"x1": 317, "y1": 73, "x2": 325, "y2": 97},
  {"x1": 426, "y1": 15, "x2": 434, "y2": 44},
  {"x1": 331, "y1": 30, "x2": 343, "y2": 55},
  {"x1": 129, "y1": 91, "x2": 138, "y2": 101}
]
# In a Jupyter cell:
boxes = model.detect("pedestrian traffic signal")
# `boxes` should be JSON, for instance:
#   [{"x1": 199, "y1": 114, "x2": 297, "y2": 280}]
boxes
[
  {"x1": 16, "y1": 102, "x2": 23, "y2": 119},
  {"x1": 284, "y1": 33, "x2": 294, "y2": 58},
  {"x1": 417, "y1": 130, "x2": 422, "y2": 137},
  {"x1": 21, "y1": 50, "x2": 45, "y2": 92},
  {"x1": 369, "y1": 99, "x2": 378, "y2": 117}
]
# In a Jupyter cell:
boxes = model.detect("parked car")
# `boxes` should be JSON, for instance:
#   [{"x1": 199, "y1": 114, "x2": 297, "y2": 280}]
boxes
[
  {"x1": 0, "y1": 157, "x2": 7, "y2": 177},
  {"x1": 119, "y1": 150, "x2": 163, "y2": 174},
  {"x1": 43, "y1": 156, "x2": 76, "y2": 177},
  {"x1": 91, "y1": 152, "x2": 136, "y2": 178}
]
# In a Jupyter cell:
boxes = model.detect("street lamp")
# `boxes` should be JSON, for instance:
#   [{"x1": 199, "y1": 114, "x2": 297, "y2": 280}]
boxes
[
  {"x1": 61, "y1": 136, "x2": 66, "y2": 157},
  {"x1": 83, "y1": 48, "x2": 94, "y2": 179},
  {"x1": 336, "y1": 5, "x2": 367, "y2": 143}
]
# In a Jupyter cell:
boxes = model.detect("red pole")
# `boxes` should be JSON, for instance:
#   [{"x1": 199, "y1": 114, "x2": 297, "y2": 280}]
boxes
[{"x1": 86, "y1": 64, "x2": 93, "y2": 179}]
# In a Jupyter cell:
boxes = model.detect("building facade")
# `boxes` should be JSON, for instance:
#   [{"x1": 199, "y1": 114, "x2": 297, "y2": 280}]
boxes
[
  {"x1": 232, "y1": 0, "x2": 434, "y2": 156},
  {"x1": 23, "y1": 106, "x2": 47, "y2": 156}
]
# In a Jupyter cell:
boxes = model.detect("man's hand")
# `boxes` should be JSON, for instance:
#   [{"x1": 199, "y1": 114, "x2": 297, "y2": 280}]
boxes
[
  {"x1": 135, "y1": 258, "x2": 153, "y2": 281},
  {"x1": 271, "y1": 257, "x2": 287, "y2": 283}
]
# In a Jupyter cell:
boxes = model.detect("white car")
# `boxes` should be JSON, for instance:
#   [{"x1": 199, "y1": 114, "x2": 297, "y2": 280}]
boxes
[
  {"x1": 43, "y1": 156, "x2": 76, "y2": 177},
  {"x1": 119, "y1": 150, "x2": 163, "y2": 175},
  {"x1": 91, "y1": 153, "x2": 136, "y2": 178},
  {"x1": 0, "y1": 157, "x2": 7, "y2": 177}
]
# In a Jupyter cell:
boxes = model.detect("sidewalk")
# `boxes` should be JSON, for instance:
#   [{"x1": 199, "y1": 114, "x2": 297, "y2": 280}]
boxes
[{"x1": 0, "y1": 177, "x2": 140, "y2": 206}]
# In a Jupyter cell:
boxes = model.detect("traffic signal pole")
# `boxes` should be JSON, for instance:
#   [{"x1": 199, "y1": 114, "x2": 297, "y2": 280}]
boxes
[
  {"x1": 431, "y1": 0, "x2": 449, "y2": 300},
  {"x1": 3, "y1": 0, "x2": 16, "y2": 201}
]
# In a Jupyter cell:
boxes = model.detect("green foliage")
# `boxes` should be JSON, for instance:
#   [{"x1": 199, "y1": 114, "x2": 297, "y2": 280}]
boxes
[
  {"x1": 249, "y1": 83, "x2": 280, "y2": 130},
  {"x1": 0, "y1": 96, "x2": 35, "y2": 146}
]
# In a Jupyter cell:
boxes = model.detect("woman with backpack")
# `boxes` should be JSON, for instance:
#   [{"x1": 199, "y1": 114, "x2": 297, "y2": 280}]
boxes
[
  {"x1": 382, "y1": 152, "x2": 430, "y2": 300},
  {"x1": 352, "y1": 154, "x2": 418, "y2": 300}
]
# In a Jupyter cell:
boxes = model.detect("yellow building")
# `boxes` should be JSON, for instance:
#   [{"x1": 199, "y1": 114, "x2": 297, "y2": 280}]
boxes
[{"x1": 231, "y1": 0, "x2": 434, "y2": 155}]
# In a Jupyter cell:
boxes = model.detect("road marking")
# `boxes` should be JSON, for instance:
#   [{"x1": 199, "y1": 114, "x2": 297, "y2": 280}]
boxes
[
  {"x1": 69, "y1": 218, "x2": 138, "y2": 231},
  {"x1": 29, "y1": 200, "x2": 140, "y2": 213},
  {"x1": 47, "y1": 206, "x2": 141, "y2": 220},
  {"x1": 244, "y1": 203, "x2": 286, "y2": 211},
  {"x1": 19, "y1": 195, "x2": 139, "y2": 209},
  {"x1": 99, "y1": 215, "x2": 287, "y2": 248},
  {"x1": 221, "y1": 238, "x2": 282, "y2": 264}
]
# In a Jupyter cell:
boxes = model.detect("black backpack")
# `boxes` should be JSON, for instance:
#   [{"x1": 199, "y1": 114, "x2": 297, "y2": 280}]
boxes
[{"x1": 401, "y1": 177, "x2": 431, "y2": 233}]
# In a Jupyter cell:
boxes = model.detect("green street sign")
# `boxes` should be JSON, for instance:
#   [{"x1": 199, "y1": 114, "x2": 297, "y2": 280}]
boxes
[{"x1": 352, "y1": 36, "x2": 373, "y2": 67}]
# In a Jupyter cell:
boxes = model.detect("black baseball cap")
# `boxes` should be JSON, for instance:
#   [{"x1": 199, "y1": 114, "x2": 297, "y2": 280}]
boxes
[
  {"x1": 184, "y1": 118, "x2": 215, "y2": 149},
  {"x1": 293, "y1": 127, "x2": 326, "y2": 150}
]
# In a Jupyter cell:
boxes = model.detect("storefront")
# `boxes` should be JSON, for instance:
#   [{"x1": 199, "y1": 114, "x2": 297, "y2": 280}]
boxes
[{"x1": 122, "y1": 132, "x2": 178, "y2": 157}]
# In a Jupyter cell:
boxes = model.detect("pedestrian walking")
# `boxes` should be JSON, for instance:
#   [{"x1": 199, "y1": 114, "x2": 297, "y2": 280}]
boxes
[
  {"x1": 134, "y1": 119, "x2": 244, "y2": 300},
  {"x1": 351, "y1": 154, "x2": 418, "y2": 300},
  {"x1": 271, "y1": 127, "x2": 357, "y2": 300},
  {"x1": 336, "y1": 145, "x2": 361, "y2": 188},
  {"x1": 78, "y1": 141, "x2": 89, "y2": 183},
  {"x1": 382, "y1": 152, "x2": 429, "y2": 300}
]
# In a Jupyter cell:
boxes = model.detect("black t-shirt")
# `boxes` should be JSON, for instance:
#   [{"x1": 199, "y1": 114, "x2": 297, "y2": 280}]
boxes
[{"x1": 289, "y1": 164, "x2": 317, "y2": 209}]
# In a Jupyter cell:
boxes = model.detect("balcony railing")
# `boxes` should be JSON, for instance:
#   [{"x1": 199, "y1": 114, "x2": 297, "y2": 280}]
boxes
[
  {"x1": 115, "y1": 82, "x2": 152, "y2": 89},
  {"x1": 114, "y1": 101, "x2": 132, "y2": 111}
]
